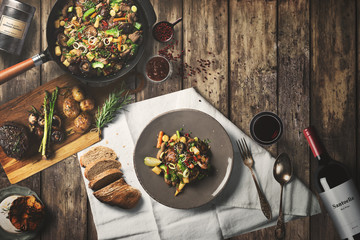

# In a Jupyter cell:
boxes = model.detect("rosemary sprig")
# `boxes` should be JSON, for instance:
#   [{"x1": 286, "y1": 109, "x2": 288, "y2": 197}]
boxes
[{"x1": 95, "y1": 87, "x2": 132, "y2": 133}]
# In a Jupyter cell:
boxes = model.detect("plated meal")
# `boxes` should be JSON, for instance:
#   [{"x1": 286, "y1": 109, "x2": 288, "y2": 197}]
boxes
[
  {"x1": 8, "y1": 195, "x2": 45, "y2": 232},
  {"x1": 133, "y1": 109, "x2": 234, "y2": 209},
  {"x1": 80, "y1": 146, "x2": 141, "y2": 209},
  {"x1": 0, "y1": 186, "x2": 46, "y2": 239},
  {"x1": 144, "y1": 130, "x2": 211, "y2": 196},
  {"x1": 54, "y1": 0, "x2": 143, "y2": 77}
]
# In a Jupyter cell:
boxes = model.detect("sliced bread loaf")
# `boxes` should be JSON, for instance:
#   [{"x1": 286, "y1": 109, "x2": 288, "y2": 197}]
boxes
[
  {"x1": 84, "y1": 159, "x2": 121, "y2": 180},
  {"x1": 88, "y1": 168, "x2": 123, "y2": 191},
  {"x1": 80, "y1": 146, "x2": 117, "y2": 167},
  {"x1": 93, "y1": 178, "x2": 141, "y2": 209}
]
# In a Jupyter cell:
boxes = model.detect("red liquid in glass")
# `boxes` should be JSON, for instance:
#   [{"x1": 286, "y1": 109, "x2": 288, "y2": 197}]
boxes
[{"x1": 253, "y1": 115, "x2": 280, "y2": 142}]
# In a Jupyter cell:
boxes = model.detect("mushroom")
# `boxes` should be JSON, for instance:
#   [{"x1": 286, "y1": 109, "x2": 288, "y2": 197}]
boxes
[
  {"x1": 118, "y1": 23, "x2": 134, "y2": 34},
  {"x1": 28, "y1": 113, "x2": 38, "y2": 125},
  {"x1": 57, "y1": 33, "x2": 69, "y2": 47},
  {"x1": 83, "y1": 25, "x2": 97, "y2": 37},
  {"x1": 94, "y1": 57, "x2": 108, "y2": 65},
  {"x1": 38, "y1": 116, "x2": 45, "y2": 127},
  {"x1": 52, "y1": 115, "x2": 62, "y2": 130},
  {"x1": 99, "y1": 6, "x2": 109, "y2": 17},
  {"x1": 127, "y1": 12, "x2": 137, "y2": 24},
  {"x1": 164, "y1": 149, "x2": 177, "y2": 163},
  {"x1": 128, "y1": 31, "x2": 142, "y2": 43},
  {"x1": 51, "y1": 130, "x2": 65, "y2": 143},
  {"x1": 119, "y1": 3, "x2": 131, "y2": 12},
  {"x1": 68, "y1": 64, "x2": 81, "y2": 75},
  {"x1": 79, "y1": 60, "x2": 91, "y2": 73},
  {"x1": 175, "y1": 142, "x2": 186, "y2": 154},
  {"x1": 197, "y1": 141, "x2": 210, "y2": 155},
  {"x1": 61, "y1": 0, "x2": 74, "y2": 18},
  {"x1": 119, "y1": 49, "x2": 131, "y2": 58},
  {"x1": 34, "y1": 126, "x2": 44, "y2": 138}
]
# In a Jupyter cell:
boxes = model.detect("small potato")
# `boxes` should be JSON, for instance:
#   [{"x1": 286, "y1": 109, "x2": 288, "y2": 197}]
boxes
[
  {"x1": 63, "y1": 98, "x2": 80, "y2": 119},
  {"x1": 80, "y1": 98, "x2": 95, "y2": 112},
  {"x1": 73, "y1": 112, "x2": 92, "y2": 133},
  {"x1": 72, "y1": 86, "x2": 85, "y2": 102}
]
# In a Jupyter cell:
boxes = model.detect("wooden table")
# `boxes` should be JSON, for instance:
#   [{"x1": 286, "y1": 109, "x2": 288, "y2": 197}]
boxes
[{"x1": 0, "y1": 0, "x2": 357, "y2": 239}]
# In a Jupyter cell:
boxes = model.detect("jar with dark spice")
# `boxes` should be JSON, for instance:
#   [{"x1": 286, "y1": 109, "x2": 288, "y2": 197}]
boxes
[{"x1": 145, "y1": 55, "x2": 172, "y2": 83}]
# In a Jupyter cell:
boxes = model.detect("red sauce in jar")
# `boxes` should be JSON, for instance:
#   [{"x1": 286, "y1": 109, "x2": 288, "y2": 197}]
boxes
[{"x1": 146, "y1": 56, "x2": 170, "y2": 81}]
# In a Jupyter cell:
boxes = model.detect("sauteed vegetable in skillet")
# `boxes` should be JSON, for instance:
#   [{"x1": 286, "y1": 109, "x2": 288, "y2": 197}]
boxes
[{"x1": 54, "y1": 0, "x2": 143, "y2": 77}]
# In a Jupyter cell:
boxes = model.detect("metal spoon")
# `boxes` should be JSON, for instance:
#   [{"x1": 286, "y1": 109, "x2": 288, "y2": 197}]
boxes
[{"x1": 273, "y1": 153, "x2": 293, "y2": 240}]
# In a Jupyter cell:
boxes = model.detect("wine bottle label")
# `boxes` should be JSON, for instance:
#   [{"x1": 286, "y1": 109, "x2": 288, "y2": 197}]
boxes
[
  {"x1": 0, "y1": 15, "x2": 26, "y2": 39},
  {"x1": 319, "y1": 179, "x2": 360, "y2": 239}
]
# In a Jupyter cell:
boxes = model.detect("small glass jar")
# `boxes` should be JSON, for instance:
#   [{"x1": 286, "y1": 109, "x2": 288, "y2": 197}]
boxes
[
  {"x1": 144, "y1": 55, "x2": 172, "y2": 83},
  {"x1": 0, "y1": 0, "x2": 35, "y2": 55},
  {"x1": 250, "y1": 112, "x2": 283, "y2": 145}
]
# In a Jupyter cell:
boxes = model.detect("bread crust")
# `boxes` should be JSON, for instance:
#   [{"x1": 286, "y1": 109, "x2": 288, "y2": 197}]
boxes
[
  {"x1": 80, "y1": 146, "x2": 117, "y2": 167},
  {"x1": 89, "y1": 168, "x2": 123, "y2": 191},
  {"x1": 84, "y1": 159, "x2": 121, "y2": 180},
  {"x1": 93, "y1": 178, "x2": 141, "y2": 209}
]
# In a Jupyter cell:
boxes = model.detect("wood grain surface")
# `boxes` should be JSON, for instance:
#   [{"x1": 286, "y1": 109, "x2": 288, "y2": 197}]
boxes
[{"x1": 0, "y1": 0, "x2": 359, "y2": 239}]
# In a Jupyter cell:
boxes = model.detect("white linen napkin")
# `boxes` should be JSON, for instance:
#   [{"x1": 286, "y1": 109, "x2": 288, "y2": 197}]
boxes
[{"x1": 78, "y1": 88, "x2": 321, "y2": 239}]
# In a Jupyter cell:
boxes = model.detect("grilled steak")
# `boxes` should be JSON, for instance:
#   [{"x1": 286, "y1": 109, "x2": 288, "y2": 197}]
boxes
[{"x1": 0, "y1": 122, "x2": 29, "y2": 159}]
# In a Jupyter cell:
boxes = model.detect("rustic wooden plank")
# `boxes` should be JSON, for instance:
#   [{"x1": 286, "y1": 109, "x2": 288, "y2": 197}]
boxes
[
  {"x1": 277, "y1": 0, "x2": 311, "y2": 239},
  {"x1": 40, "y1": 155, "x2": 88, "y2": 240},
  {"x1": 183, "y1": 0, "x2": 228, "y2": 115},
  {"x1": 0, "y1": 1, "x2": 41, "y2": 239},
  {"x1": 311, "y1": 0, "x2": 356, "y2": 239},
  {"x1": 136, "y1": 0, "x2": 182, "y2": 101},
  {"x1": 39, "y1": 1, "x2": 87, "y2": 239},
  {"x1": 228, "y1": 0, "x2": 277, "y2": 239},
  {"x1": 358, "y1": 0, "x2": 360, "y2": 191}
]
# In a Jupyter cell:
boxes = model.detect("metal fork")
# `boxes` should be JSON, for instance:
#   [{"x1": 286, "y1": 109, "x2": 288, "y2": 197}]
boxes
[{"x1": 236, "y1": 138, "x2": 272, "y2": 220}]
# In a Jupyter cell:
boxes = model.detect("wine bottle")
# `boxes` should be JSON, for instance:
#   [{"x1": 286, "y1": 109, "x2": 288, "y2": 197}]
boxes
[{"x1": 303, "y1": 127, "x2": 360, "y2": 240}]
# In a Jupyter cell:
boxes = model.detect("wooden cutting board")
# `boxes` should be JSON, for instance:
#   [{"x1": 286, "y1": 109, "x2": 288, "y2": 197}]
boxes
[{"x1": 0, "y1": 73, "x2": 144, "y2": 184}]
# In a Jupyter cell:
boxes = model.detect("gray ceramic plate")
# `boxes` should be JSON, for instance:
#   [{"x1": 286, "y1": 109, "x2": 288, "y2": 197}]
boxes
[
  {"x1": 0, "y1": 185, "x2": 44, "y2": 240},
  {"x1": 133, "y1": 109, "x2": 234, "y2": 209}
]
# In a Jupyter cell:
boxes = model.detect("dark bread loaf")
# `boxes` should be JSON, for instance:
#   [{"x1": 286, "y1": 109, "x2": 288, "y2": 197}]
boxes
[
  {"x1": 93, "y1": 178, "x2": 141, "y2": 209},
  {"x1": 80, "y1": 146, "x2": 117, "y2": 167},
  {"x1": 89, "y1": 168, "x2": 123, "y2": 191},
  {"x1": 84, "y1": 159, "x2": 121, "y2": 180}
]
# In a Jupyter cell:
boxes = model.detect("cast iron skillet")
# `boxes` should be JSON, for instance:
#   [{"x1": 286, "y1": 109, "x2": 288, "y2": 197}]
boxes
[{"x1": 0, "y1": 0, "x2": 156, "y2": 86}]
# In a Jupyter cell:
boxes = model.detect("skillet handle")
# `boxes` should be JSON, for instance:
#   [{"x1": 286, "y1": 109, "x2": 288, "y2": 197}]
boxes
[
  {"x1": 0, "y1": 53, "x2": 47, "y2": 85},
  {"x1": 138, "y1": 0, "x2": 157, "y2": 26}
]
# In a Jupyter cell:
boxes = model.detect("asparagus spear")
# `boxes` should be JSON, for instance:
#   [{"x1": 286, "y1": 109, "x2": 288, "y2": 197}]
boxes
[{"x1": 39, "y1": 87, "x2": 59, "y2": 160}]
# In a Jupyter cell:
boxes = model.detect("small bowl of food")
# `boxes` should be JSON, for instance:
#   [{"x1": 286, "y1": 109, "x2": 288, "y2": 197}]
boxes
[
  {"x1": 0, "y1": 185, "x2": 46, "y2": 239},
  {"x1": 144, "y1": 55, "x2": 172, "y2": 83}
]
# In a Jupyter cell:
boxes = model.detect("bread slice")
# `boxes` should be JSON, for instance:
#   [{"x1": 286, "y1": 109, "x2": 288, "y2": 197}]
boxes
[
  {"x1": 84, "y1": 159, "x2": 121, "y2": 180},
  {"x1": 93, "y1": 178, "x2": 141, "y2": 209},
  {"x1": 80, "y1": 146, "x2": 117, "y2": 168},
  {"x1": 88, "y1": 169, "x2": 123, "y2": 191}
]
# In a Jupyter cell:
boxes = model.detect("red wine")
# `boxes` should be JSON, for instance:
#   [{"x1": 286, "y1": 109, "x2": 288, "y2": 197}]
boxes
[
  {"x1": 304, "y1": 127, "x2": 360, "y2": 240},
  {"x1": 250, "y1": 112, "x2": 282, "y2": 145}
]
